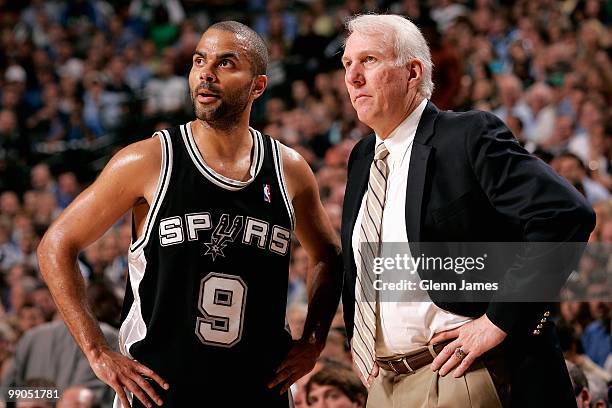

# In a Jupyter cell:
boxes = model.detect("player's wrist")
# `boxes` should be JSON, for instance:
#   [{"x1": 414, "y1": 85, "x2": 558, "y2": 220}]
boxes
[
  {"x1": 299, "y1": 331, "x2": 326, "y2": 352},
  {"x1": 84, "y1": 342, "x2": 113, "y2": 363}
]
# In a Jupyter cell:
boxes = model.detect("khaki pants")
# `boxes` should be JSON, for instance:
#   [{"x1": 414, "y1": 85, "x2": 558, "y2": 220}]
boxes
[{"x1": 367, "y1": 348, "x2": 502, "y2": 408}]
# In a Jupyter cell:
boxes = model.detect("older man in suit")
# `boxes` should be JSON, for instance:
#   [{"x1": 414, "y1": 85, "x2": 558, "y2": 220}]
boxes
[{"x1": 340, "y1": 14, "x2": 595, "y2": 408}]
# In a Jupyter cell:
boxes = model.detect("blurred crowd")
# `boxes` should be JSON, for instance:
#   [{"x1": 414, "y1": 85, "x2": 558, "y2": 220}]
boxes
[{"x1": 0, "y1": 0, "x2": 611, "y2": 407}]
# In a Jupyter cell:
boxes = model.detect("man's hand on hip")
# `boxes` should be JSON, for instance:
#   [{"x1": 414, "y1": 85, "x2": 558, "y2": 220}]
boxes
[
  {"x1": 429, "y1": 314, "x2": 507, "y2": 378},
  {"x1": 351, "y1": 356, "x2": 379, "y2": 388},
  {"x1": 89, "y1": 347, "x2": 169, "y2": 408},
  {"x1": 268, "y1": 338, "x2": 322, "y2": 394}
]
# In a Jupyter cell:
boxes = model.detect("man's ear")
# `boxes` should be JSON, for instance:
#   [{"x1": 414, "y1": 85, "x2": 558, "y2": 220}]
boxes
[
  {"x1": 578, "y1": 387, "x2": 591, "y2": 408},
  {"x1": 407, "y1": 59, "x2": 423, "y2": 90},
  {"x1": 251, "y1": 75, "x2": 268, "y2": 100}
]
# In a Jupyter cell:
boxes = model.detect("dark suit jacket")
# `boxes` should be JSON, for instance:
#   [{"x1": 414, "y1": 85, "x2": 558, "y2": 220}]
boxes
[{"x1": 341, "y1": 101, "x2": 595, "y2": 407}]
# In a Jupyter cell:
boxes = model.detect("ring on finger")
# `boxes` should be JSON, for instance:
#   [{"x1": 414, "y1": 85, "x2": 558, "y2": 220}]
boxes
[{"x1": 454, "y1": 347, "x2": 467, "y2": 360}]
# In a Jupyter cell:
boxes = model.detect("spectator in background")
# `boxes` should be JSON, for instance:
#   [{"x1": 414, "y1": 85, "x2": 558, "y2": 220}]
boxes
[
  {"x1": 569, "y1": 97, "x2": 605, "y2": 160},
  {"x1": 61, "y1": 0, "x2": 107, "y2": 31},
  {"x1": 18, "y1": 0, "x2": 63, "y2": 29},
  {"x1": 17, "y1": 303, "x2": 45, "y2": 335},
  {"x1": 0, "y1": 191, "x2": 20, "y2": 219},
  {"x1": 0, "y1": 321, "x2": 16, "y2": 380},
  {"x1": 0, "y1": 109, "x2": 22, "y2": 160},
  {"x1": 122, "y1": 44, "x2": 153, "y2": 92},
  {"x1": 65, "y1": 101, "x2": 95, "y2": 142},
  {"x1": 30, "y1": 164, "x2": 57, "y2": 195},
  {"x1": 558, "y1": 323, "x2": 611, "y2": 405},
  {"x1": 291, "y1": 9, "x2": 331, "y2": 75},
  {"x1": 9, "y1": 276, "x2": 38, "y2": 317},
  {"x1": 581, "y1": 282, "x2": 611, "y2": 368},
  {"x1": 542, "y1": 116, "x2": 578, "y2": 155},
  {"x1": 26, "y1": 83, "x2": 67, "y2": 143},
  {"x1": 149, "y1": 6, "x2": 180, "y2": 51},
  {"x1": 559, "y1": 301, "x2": 593, "y2": 337},
  {"x1": 552, "y1": 152, "x2": 610, "y2": 205},
  {"x1": 29, "y1": 284, "x2": 57, "y2": 322},
  {"x1": 430, "y1": 0, "x2": 469, "y2": 32},
  {"x1": 4, "y1": 264, "x2": 37, "y2": 295},
  {"x1": 128, "y1": 0, "x2": 185, "y2": 27},
  {"x1": 265, "y1": 39, "x2": 289, "y2": 100},
  {"x1": 305, "y1": 366, "x2": 367, "y2": 408},
  {"x1": 56, "y1": 172, "x2": 80, "y2": 209},
  {"x1": 102, "y1": 56, "x2": 134, "y2": 131},
  {"x1": 323, "y1": 202, "x2": 341, "y2": 234},
  {"x1": 584, "y1": 119, "x2": 612, "y2": 192},
  {"x1": 1, "y1": 280, "x2": 119, "y2": 406},
  {"x1": 33, "y1": 191, "x2": 60, "y2": 228},
  {"x1": 566, "y1": 360, "x2": 594, "y2": 408},
  {"x1": 144, "y1": 59, "x2": 188, "y2": 117},
  {"x1": 82, "y1": 72, "x2": 115, "y2": 138},
  {"x1": 254, "y1": 0, "x2": 298, "y2": 46},
  {"x1": 287, "y1": 301, "x2": 308, "y2": 340},
  {"x1": 422, "y1": 17, "x2": 461, "y2": 110},
  {"x1": 293, "y1": 357, "x2": 355, "y2": 408},
  {"x1": 102, "y1": 222, "x2": 130, "y2": 295},
  {"x1": 590, "y1": 200, "x2": 612, "y2": 242},
  {"x1": 524, "y1": 82, "x2": 556, "y2": 144},
  {"x1": 0, "y1": 218, "x2": 20, "y2": 271},
  {"x1": 493, "y1": 74, "x2": 532, "y2": 134}
]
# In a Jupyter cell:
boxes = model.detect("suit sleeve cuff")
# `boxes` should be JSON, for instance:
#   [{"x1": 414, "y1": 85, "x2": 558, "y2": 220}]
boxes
[{"x1": 485, "y1": 303, "x2": 517, "y2": 335}]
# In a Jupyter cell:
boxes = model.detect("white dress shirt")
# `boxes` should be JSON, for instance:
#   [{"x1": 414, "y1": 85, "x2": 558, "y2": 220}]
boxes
[{"x1": 351, "y1": 99, "x2": 472, "y2": 357}]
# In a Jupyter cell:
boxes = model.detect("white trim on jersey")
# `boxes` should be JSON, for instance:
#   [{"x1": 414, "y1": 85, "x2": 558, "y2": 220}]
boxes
[
  {"x1": 112, "y1": 391, "x2": 133, "y2": 408},
  {"x1": 129, "y1": 130, "x2": 174, "y2": 253},
  {"x1": 271, "y1": 139, "x2": 296, "y2": 230},
  {"x1": 181, "y1": 121, "x2": 264, "y2": 191},
  {"x1": 118, "y1": 249, "x2": 149, "y2": 357},
  {"x1": 118, "y1": 130, "x2": 173, "y2": 363},
  {"x1": 289, "y1": 388, "x2": 295, "y2": 408}
]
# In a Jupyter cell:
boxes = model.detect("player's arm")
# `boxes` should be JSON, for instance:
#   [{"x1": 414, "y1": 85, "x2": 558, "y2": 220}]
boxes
[
  {"x1": 37, "y1": 138, "x2": 168, "y2": 408},
  {"x1": 268, "y1": 145, "x2": 343, "y2": 394}
]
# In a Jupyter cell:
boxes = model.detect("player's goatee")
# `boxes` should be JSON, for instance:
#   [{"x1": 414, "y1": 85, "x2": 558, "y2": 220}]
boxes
[{"x1": 191, "y1": 82, "x2": 251, "y2": 124}]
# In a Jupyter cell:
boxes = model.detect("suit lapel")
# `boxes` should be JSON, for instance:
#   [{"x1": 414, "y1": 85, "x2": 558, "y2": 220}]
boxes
[
  {"x1": 406, "y1": 143, "x2": 431, "y2": 242},
  {"x1": 345, "y1": 151, "x2": 374, "y2": 243},
  {"x1": 405, "y1": 101, "x2": 439, "y2": 242}
]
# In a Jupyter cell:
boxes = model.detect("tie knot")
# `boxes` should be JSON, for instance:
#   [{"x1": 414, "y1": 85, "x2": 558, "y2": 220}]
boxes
[{"x1": 375, "y1": 143, "x2": 389, "y2": 161}]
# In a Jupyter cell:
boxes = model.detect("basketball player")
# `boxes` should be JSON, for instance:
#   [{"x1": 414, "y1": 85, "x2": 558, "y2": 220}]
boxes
[{"x1": 37, "y1": 22, "x2": 342, "y2": 408}]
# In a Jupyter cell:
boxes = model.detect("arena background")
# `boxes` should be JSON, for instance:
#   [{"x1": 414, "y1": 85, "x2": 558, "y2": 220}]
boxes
[{"x1": 0, "y1": 0, "x2": 610, "y2": 407}]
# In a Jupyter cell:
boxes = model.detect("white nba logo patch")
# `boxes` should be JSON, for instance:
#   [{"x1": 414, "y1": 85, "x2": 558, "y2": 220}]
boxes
[{"x1": 263, "y1": 184, "x2": 271, "y2": 203}]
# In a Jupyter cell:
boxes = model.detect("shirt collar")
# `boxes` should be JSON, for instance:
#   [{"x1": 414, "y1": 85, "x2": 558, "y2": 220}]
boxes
[{"x1": 375, "y1": 99, "x2": 428, "y2": 163}]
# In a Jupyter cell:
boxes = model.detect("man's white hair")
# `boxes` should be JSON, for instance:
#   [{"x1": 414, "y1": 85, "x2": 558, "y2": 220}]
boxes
[{"x1": 346, "y1": 14, "x2": 434, "y2": 99}]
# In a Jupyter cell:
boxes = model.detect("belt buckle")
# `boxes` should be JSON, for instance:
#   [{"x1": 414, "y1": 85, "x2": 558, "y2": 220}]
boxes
[{"x1": 387, "y1": 357, "x2": 415, "y2": 375}]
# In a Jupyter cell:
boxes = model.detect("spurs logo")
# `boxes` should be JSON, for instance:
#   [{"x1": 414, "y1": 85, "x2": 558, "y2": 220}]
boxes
[
  {"x1": 158, "y1": 212, "x2": 290, "y2": 257},
  {"x1": 203, "y1": 214, "x2": 244, "y2": 260}
]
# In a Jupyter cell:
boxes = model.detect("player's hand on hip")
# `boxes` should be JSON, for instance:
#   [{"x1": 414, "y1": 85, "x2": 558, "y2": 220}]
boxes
[
  {"x1": 88, "y1": 347, "x2": 169, "y2": 408},
  {"x1": 429, "y1": 314, "x2": 507, "y2": 378},
  {"x1": 268, "y1": 338, "x2": 322, "y2": 394}
]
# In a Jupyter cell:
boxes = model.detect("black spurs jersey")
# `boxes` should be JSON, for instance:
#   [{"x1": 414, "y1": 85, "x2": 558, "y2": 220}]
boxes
[{"x1": 115, "y1": 123, "x2": 295, "y2": 407}]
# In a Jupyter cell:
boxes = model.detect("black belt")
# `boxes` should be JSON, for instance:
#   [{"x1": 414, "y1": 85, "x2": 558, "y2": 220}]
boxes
[{"x1": 376, "y1": 340, "x2": 451, "y2": 375}]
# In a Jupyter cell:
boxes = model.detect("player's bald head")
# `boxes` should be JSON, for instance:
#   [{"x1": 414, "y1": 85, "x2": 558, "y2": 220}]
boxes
[{"x1": 206, "y1": 21, "x2": 268, "y2": 76}]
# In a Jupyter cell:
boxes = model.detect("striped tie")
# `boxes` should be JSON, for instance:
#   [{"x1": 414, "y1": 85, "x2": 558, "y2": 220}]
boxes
[{"x1": 352, "y1": 142, "x2": 389, "y2": 381}]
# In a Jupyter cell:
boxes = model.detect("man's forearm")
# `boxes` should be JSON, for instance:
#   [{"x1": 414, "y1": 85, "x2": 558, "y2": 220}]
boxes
[
  {"x1": 38, "y1": 234, "x2": 111, "y2": 361},
  {"x1": 300, "y1": 251, "x2": 343, "y2": 348}
]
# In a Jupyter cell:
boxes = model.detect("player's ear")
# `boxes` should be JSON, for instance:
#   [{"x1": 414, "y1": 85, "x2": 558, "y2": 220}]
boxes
[{"x1": 251, "y1": 74, "x2": 267, "y2": 100}]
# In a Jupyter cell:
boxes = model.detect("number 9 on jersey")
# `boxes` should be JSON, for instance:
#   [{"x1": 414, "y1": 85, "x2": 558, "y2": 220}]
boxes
[{"x1": 196, "y1": 272, "x2": 247, "y2": 347}]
